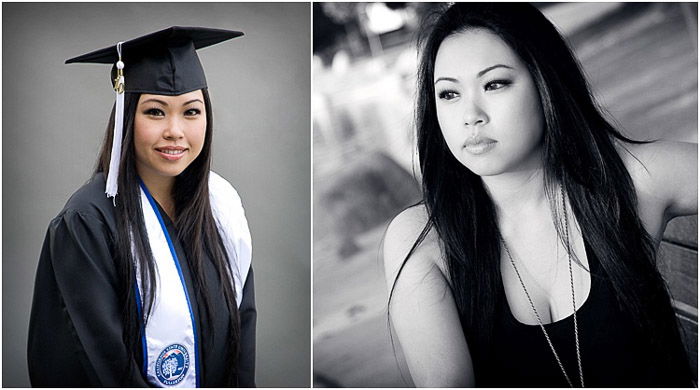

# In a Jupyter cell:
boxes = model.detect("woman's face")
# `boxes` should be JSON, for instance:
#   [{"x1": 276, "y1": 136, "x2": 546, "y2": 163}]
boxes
[
  {"x1": 134, "y1": 90, "x2": 206, "y2": 181},
  {"x1": 434, "y1": 29, "x2": 544, "y2": 177}
]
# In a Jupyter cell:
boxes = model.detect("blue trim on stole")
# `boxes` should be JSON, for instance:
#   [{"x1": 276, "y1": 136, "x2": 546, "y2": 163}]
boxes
[
  {"x1": 133, "y1": 281, "x2": 148, "y2": 375},
  {"x1": 138, "y1": 179, "x2": 201, "y2": 387}
]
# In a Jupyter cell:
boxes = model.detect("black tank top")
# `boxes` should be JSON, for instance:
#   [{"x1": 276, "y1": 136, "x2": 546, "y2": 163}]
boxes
[{"x1": 474, "y1": 240, "x2": 693, "y2": 387}]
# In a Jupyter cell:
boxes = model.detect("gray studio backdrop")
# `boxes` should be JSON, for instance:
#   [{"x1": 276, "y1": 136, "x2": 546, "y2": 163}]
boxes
[{"x1": 3, "y1": 3, "x2": 310, "y2": 387}]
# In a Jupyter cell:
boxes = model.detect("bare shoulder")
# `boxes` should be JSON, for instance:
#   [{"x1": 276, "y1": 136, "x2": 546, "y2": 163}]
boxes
[
  {"x1": 617, "y1": 140, "x2": 697, "y2": 219},
  {"x1": 383, "y1": 204, "x2": 447, "y2": 291},
  {"x1": 618, "y1": 141, "x2": 695, "y2": 184}
]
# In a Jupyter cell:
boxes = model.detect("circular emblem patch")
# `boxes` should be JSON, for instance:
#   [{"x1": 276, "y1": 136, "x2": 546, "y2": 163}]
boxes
[{"x1": 155, "y1": 344, "x2": 190, "y2": 386}]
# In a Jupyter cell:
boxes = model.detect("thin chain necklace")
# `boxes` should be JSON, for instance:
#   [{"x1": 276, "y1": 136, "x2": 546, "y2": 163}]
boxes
[{"x1": 498, "y1": 185, "x2": 584, "y2": 387}]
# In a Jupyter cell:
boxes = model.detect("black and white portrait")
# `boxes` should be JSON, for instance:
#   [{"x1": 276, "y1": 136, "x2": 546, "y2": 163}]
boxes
[{"x1": 313, "y1": 3, "x2": 697, "y2": 387}]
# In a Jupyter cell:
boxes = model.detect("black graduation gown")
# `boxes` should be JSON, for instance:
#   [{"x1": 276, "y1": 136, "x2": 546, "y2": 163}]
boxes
[{"x1": 28, "y1": 174, "x2": 256, "y2": 387}]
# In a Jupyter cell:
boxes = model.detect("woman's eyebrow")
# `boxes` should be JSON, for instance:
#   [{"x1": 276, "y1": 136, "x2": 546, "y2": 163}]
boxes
[
  {"x1": 140, "y1": 98, "x2": 168, "y2": 106},
  {"x1": 434, "y1": 77, "x2": 458, "y2": 85},
  {"x1": 139, "y1": 98, "x2": 204, "y2": 106},
  {"x1": 434, "y1": 64, "x2": 514, "y2": 84},
  {"x1": 477, "y1": 64, "x2": 514, "y2": 78},
  {"x1": 183, "y1": 99, "x2": 204, "y2": 106}
]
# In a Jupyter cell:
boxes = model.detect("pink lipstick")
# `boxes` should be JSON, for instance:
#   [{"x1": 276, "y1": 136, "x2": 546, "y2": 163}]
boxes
[{"x1": 155, "y1": 146, "x2": 187, "y2": 161}]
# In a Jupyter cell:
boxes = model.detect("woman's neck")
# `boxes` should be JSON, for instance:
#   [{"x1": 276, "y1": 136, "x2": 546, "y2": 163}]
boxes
[
  {"x1": 481, "y1": 167, "x2": 550, "y2": 227},
  {"x1": 139, "y1": 171, "x2": 176, "y2": 220}
]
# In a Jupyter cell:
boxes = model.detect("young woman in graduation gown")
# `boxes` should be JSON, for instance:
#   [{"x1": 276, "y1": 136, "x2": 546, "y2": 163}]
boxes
[
  {"x1": 383, "y1": 4, "x2": 697, "y2": 387},
  {"x1": 28, "y1": 27, "x2": 256, "y2": 387}
]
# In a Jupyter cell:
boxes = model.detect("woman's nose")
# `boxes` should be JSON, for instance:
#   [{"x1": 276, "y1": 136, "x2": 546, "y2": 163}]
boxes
[
  {"x1": 163, "y1": 118, "x2": 185, "y2": 140},
  {"x1": 462, "y1": 100, "x2": 488, "y2": 127}
]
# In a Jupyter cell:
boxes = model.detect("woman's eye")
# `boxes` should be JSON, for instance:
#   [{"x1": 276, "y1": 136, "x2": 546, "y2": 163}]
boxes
[
  {"x1": 184, "y1": 108, "x2": 201, "y2": 116},
  {"x1": 484, "y1": 79, "x2": 511, "y2": 91},
  {"x1": 144, "y1": 108, "x2": 165, "y2": 117},
  {"x1": 438, "y1": 90, "x2": 459, "y2": 101}
]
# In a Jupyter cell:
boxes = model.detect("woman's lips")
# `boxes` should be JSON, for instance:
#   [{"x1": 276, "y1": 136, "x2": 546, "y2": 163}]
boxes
[
  {"x1": 463, "y1": 138, "x2": 497, "y2": 155},
  {"x1": 155, "y1": 147, "x2": 187, "y2": 161}
]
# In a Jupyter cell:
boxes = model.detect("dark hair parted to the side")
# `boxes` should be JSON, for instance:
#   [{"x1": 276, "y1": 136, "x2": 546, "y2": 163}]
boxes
[
  {"x1": 96, "y1": 89, "x2": 241, "y2": 386},
  {"x1": 389, "y1": 3, "x2": 691, "y2": 384}
]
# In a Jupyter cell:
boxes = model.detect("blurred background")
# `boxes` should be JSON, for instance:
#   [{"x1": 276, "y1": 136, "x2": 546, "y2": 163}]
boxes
[{"x1": 313, "y1": 3, "x2": 698, "y2": 387}]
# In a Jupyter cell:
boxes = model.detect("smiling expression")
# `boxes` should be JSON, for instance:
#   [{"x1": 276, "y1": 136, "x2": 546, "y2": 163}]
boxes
[
  {"x1": 133, "y1": 90, "x2": 207, "y2": 182},
  {"x1": 434, "y1": 29, "x2": 545, "y2": 177}
]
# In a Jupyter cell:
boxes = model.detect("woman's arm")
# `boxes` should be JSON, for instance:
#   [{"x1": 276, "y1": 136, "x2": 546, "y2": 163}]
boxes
[
  {"x1": 620, "y1": 141, "x2": 698, "y2": 231},
  {"x1": 383, "y1": 206, "x2": 475, "y2": 387},
  {"x1": 28, "y1": 210, "x2": 149, "y2": 387}
]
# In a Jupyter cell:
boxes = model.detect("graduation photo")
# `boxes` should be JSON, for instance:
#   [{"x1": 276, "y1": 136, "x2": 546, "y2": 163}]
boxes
[{"x1": 3, "y1": 3, "x2": 310, "y2": 387}]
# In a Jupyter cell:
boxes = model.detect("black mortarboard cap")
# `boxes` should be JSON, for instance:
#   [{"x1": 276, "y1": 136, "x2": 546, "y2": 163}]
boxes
[{"x1": 65, "y1": 26, "x2": 243, "y2": 95}]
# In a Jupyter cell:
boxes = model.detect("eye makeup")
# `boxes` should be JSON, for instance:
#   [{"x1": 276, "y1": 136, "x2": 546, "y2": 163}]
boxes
[
  {"x1": 143, "y1": 107, "x2": 165, "y2": 116},
  {"x1": 484, "y1": 79, "x2": 513, "y2": 91}
]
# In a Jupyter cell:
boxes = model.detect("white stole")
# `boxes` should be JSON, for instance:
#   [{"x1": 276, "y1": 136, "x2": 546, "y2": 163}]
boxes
[{"x1": 134, "y1": 171, "x2": 252, "y2": 387}]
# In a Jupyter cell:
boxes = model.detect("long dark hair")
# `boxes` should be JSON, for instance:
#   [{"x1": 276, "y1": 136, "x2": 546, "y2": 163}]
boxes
[
  {"x1": 96, "y1": 89, "x2": 241, "y2": 385},
  {"x1": 389, "y1": 2, "x2": 690, "y2": 383}
]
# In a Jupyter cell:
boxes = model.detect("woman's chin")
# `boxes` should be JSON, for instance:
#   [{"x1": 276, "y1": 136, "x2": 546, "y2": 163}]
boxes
[
  {"x1": 457, "y1": 153, "x2": 542, "y2": 178},
  {"x1": 138, "y1": 164, "x2": 189, "y2": 182},
  {"x1": 458, "y1": 160, "x2": 505, "y2": 177}
]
